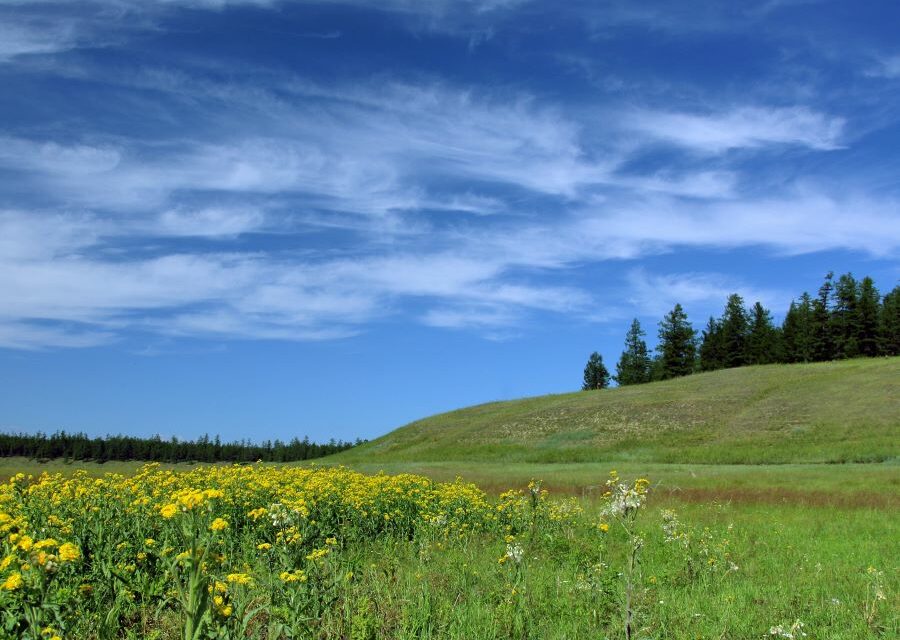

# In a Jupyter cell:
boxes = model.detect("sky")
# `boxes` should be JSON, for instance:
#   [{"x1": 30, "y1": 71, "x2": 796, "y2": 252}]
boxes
[{"x1": 1, "y1": 0, "x2": 899, "y2": 443}]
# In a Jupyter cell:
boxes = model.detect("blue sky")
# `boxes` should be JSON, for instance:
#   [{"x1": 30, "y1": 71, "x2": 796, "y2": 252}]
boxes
[{"x1": 1, "y1": 0, "x2": 899, "y2": 443}]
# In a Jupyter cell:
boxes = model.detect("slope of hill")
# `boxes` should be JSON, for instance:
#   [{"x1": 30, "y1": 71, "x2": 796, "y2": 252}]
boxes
[{"x1": 338, "y1": 358, "x2": 900, "y2": 465}]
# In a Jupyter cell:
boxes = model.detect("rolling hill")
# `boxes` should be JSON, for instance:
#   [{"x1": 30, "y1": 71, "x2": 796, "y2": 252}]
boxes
[{"x1": 336, "y1": 358, "x2": 900, "y2": 465}]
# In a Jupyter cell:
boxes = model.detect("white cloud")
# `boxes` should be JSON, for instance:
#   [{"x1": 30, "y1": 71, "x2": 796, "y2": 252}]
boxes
[
  {"x1": 625, "y1": 269, "x2": 786, "y2": 318},
  {"x1": 866, "y1": 54, "x2": 900, "y2": 79},
  {"x1": 0, "y1": 137, "x2": 121, "y2": 175},
  {"x1": 0, "y1": 0, "x2": 527, "y2": 65},
  {"x1": 0, "y1": 320, "x2": 114, "y2": 350},
  {"x1": 0, "y1": 78, "x2": 614, "y2": 213},
  {"x1": 627, "y1": 106, "x2": 845, "y2": 152},
  {"x1": 421, "y1": 305, "x2": 518, "y2": 329},
  {"x1": 0, "y1": 21, "x2": 81, "y2": 61},
  {"x1": 0, "y1": 22, "x2": 894, "y2": 350},
  {"x1": 2, "y1": 183, "x2": 899, "y2": 349},
  {"x1": 595, "y1": 191, "x2": 900, "y2": 257},
  {"x1": 616, "y1": 171, "x2": 738, "y2": 199},
  {"x1": 155, "y1": 208, "x2": 267, "y2": 238}
]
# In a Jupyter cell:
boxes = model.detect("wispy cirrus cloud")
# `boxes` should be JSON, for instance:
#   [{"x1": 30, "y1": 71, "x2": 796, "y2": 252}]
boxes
[
  {"x1": 866, "y1": 54, "x2": 900, "y2": 79},
  {"x1": 0, "y1": 0, "x2": 527, "y2": 64},
  {"x1": 624, "y1": 269, "x2": 788, "y2": 319},
  {"x1": 1, "y1": 0, "x2": 896, "y2": 351},
  {"x1": 626, "y1": 106, "x2": 846, "y2": 153}
]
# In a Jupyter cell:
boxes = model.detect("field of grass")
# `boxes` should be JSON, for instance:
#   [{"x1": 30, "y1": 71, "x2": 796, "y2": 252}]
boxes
[
  {"x1": 1, "y1": 359, "x2": 897, "y2": 638},
  {"x1": 0, "y1": 457, "x2": 196, "y2": 482},
  {"x1": 337, "y1": 358, "x2": 900, "y2": 465},
  {"x1": 1, "y1": 461, "x2": 896, "y2": 639}
]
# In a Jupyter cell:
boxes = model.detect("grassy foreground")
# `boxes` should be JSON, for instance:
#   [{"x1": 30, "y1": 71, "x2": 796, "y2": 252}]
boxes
[
  {"x1": 1, "y1": 359, "x2": 897, "y2": 638},
  {"x1": 0, "y1": 460, "x2": 897, "y2": 639},
  {"x1": 337, "y1": 358, "x2": 900, "y2": 465}
]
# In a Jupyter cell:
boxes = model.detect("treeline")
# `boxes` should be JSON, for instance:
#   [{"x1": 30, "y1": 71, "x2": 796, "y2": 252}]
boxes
[
  {"x1": 583, "y1": 271, "x2": 900, "y2": 389},
  {"x1": 0, "y1": 430, "x2": 364, "y2": 463}
]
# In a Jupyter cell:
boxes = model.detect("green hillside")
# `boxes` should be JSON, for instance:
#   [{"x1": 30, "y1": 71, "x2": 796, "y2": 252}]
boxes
[{"x1": 338, "y1": 358, "x2": 900, "y2": 465}]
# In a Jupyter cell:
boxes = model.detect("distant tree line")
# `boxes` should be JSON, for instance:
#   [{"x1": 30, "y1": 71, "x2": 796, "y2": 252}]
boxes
[
  {"x1": 0, "y1": 430, "x2": 364, "y2": 463},
  {"x1": 583, "y1": 271, "x2": 900, "y2": 388}
]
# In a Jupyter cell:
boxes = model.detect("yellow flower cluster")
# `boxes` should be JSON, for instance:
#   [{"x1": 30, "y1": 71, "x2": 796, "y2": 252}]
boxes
[{"x1": 1, "y1": 462, "x2": 583, "y2": 636}]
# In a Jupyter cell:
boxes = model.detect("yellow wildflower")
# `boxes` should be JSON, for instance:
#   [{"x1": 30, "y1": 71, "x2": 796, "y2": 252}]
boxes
[
  {"x1": 58, "y1": 542, "x2": 81, "y2": 563},
  {"x1": 160, "y1": 504, "x2": 178, "y2": 519},
  {"x1": 209, "y1": 518, "x2": 229, "y2": 532},
  {"x1": 2, "y1": 571, "x2": 23, "y2": 590},
  {"x1": 33, "y1": 539, "x2": 58, "y2": 551}
]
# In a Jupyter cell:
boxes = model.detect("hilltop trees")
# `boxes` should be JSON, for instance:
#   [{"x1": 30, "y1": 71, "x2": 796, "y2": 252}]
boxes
[
  {"x1": 615, "y1": 319, "x2": 652, "y2": 385},
  {"x1": 657, "y1": 304, "x2": 696, "y2": 379},
  {"x1": 831, "y1": 273, "x2": 860, "y2": 359},
  {"x1": 581, "y1": 271, "x2": 898, "y2": 389},
  {"x1": 698, "y1": 296, "x2": 779, "y2": 370},
  {"x1": 582, "y1": 352, "x2": 611, "y2": 390},
  {"x1": 781, "y1": 293, "x2": 814, "y2": 363},
  {"x1": 880, "y1": 285, "x2": 900, "y2": 356},
  {"x1": 857, "y1": 276, "x2": 880, "y2": 357},
  {"x1": 747, "y1": 302, "x2": 780, "y2": 365},
  {"x1": 811, "y1": 272, "x2": 835, "y2": 361},
  {"x1": 698, "y1": 316, "x2": 724, "y2": 371},
  {"x1": 719, "y1": 294, "x2": 750, "y2": 368}
]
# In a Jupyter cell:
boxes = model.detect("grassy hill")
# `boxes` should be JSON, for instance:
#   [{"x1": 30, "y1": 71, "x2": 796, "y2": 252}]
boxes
[{"x1": 337, "y1": 358, "x2": 900, "y2": 465}]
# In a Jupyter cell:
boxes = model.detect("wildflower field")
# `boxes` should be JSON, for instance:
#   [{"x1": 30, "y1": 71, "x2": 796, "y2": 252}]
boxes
[{"x1": 0, "y1": 462, "x2": 896, "y2": 640}]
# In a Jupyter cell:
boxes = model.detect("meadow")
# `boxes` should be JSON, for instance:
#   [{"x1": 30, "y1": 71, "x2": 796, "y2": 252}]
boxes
[
  {"x1": 339, "y1": 359, "x2": 900, "y2": 465},
  {"x1": 1, "y1": 360, "x2": 897, "y2": 639},
  {"x1": 0, "y1": 460, "x2": 897, "y2": 640}
]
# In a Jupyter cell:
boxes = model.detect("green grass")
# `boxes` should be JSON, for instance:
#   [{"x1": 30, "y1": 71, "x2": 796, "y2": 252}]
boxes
[
  {"x1": 338, "y1": 460, "x2": 899, "y2": 507},
  {"x1": 336, "y1": 358, "x2": 900, "y2": 465},
  {"x1": 0, "y1": 457, "x2": 202, "y2": 482},
  {"x1": 1, "y1": 462, "x2": 897, "y2": 638},
  {"x1": 4, "y1": 457, "x2": 897, "y2": 508},
  {"x1": 1, "y1": 359, "x2": 897, "y2": 638},
  {"x1": 324, "y1": 501, "x2": 898, "y2": 639}
]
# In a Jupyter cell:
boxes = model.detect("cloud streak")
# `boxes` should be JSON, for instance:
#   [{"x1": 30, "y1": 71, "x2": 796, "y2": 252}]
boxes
[
  {"x1": 1, "y1": 2, "x2": 896, "y2": 350},
  {"x1": 627, "y1": 107, "x2": 845, "y2": 153}
]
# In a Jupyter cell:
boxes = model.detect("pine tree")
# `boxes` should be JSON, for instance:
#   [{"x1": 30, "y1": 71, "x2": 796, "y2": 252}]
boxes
[
  {"x1": 856, "y1": 276, "x2": 880, "y2": 357},
  {"x1": 698, "y1": 316, "x2": 725, "y2": 371},
  {"x1": 582, "y1": 352, "x2": 611, "y2": 390},
  {"x1": 746, "y1": 301, "x2": 779, "y2": 365},
  {"x1": 781, "y1": 293, "x2": 814, "y2": 363},
  {"x1": 657, "y1": 303, "x2": 696, "y2": 379},
  {"x1": 720, "y1": 293, "x2": 750, "y2": 368},
  {"x1": 831, "y1": 272, "x2": 860, "y2": 359},
  {"x1": 649, "y1": 354, "x2": 666, "y2": 382},
  {"x1": 880, "y1": 285, "x2": 900, "y2": 356},
  {"x1": 811, "y1": 272, "x2": 835, "y2": 361},
  {"x1": 615, "y1": 319, "x2": 652, "y2": 385}
]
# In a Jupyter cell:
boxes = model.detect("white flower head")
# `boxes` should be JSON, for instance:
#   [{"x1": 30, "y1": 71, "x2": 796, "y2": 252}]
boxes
[{"x1": 505, "y1": 543, "x2": 524, "y2": 564}]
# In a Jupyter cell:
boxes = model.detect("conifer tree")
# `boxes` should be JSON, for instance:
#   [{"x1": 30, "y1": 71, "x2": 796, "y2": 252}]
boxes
[
  {"x1": 582, "y1": 352, "x2": 611, "y2": 390},
  {"x1": 880, "y1": 285, "x2": 900, "y2": 356},
  {"x1": 746, "y1": 301, "x2": 779, "y2": 365},
  {"x1": 698, "y1": 316, "x2": 725, "y2": 371},
  {"x1": 781, "y1": 293, "x2": 814, "y2": 363},
  {"x1": 615, "y1": 319, "x2": 652, "y2": 385},
  {"x1": 856, "y1": 276, "x2": 880, "y2": 357},
  {"x1": 649, "y1": 354, "x2": 666, "y2": 382},
  {"x1": 811, "y1": 272, "x2": 835, "y2": 361},
  {"x1": 831, "y1": 272, "x2": 860, "y2": 359},
  {"x1": 720, "y1": 293, "x2": 750, "y2": 368},
  {"x1": 657, "y1": 303, "x2": 696, "y2": 379}
]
